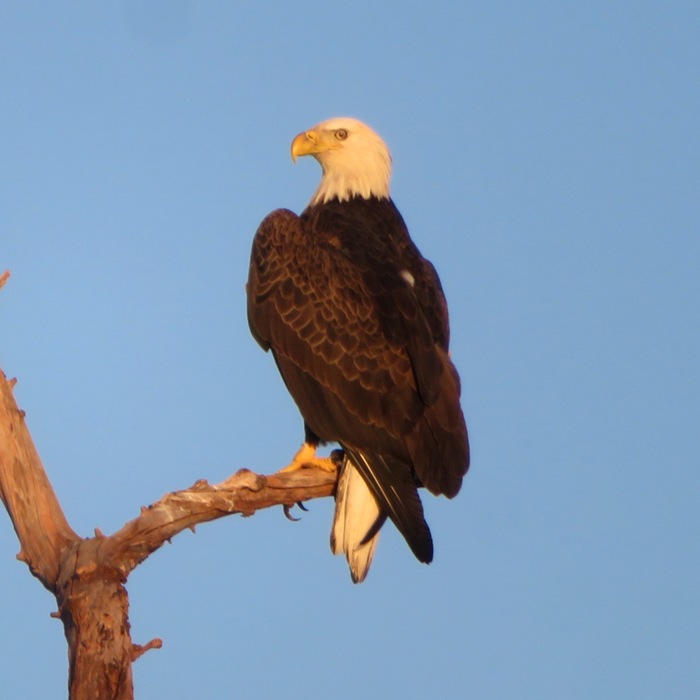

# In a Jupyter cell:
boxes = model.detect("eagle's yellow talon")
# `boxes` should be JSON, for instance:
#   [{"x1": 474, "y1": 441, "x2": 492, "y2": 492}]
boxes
[{"x1": 279, "y1": 443, "x2": 337, "y2": 473}]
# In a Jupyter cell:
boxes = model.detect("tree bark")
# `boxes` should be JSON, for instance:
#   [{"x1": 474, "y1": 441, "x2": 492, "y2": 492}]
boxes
[{"x1": 0, "y1": 367, "x2": 337, "y2": 699}]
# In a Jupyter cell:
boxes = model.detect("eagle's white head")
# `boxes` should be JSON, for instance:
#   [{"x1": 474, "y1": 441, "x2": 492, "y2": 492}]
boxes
[{"x1": 291, "y1": 117, "x2": 392, "y2": 206}]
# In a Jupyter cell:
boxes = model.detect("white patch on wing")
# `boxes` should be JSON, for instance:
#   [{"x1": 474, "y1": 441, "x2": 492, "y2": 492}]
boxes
[{"x1": 400, "y1": 269, "x2": 415, "y2": 287}]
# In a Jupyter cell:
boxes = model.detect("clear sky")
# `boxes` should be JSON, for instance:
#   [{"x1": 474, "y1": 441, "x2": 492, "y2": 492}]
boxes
[{"x1": 1, "y1": 2, "x2": 698, "y2": 698}]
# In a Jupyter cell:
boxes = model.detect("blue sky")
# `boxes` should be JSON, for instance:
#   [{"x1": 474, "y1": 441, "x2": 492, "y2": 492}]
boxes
[{"x1": 1, "y1": 2, "x2": 698, "y2": 698}]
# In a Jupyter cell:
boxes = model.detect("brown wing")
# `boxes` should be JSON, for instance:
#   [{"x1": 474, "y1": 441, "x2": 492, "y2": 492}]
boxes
[
  {"x1": 247, "y1": 206, "x2": 426, "y2": 446},
  {"x1": 296, "y1": 197, "x2": 469, "y2": 496}
]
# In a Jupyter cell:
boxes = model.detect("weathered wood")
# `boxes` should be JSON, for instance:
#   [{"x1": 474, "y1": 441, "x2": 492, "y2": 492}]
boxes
[
  {"x1": 0, "y1": 367, "x2": 338, "y2": 699},
  {"x1": 105, "y1": 468, "x2": 337, "y2": 576},
  {"x1": 57, "y1": 539, "x2": 135, "y2": 700},
  {"x1": 0, "y1": 372, "x2": 78, "y2": 590}
]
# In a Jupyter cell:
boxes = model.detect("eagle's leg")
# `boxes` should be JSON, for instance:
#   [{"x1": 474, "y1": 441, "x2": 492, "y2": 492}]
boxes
[
  {"x1": 278, "y1": 424, "x2": 338, "y2": 473},
  {"x1": 279, "y1": 441, "x2": 337, "y2": 473}
]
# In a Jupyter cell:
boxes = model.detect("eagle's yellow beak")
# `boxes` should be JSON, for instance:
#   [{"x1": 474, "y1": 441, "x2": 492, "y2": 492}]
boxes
[{"x1": 291, "y1": 129, "x2": 322, "y2": 162}]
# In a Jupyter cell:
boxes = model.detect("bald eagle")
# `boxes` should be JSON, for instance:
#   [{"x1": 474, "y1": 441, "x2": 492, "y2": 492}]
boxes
[{"x1": 247, "y1": 117, "x2": 469, "y2": 582}]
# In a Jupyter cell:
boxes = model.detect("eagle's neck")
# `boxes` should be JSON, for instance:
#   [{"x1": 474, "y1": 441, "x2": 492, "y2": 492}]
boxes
[{"x1": 310, "y1": 149, "x2": 392, "y2": 206}]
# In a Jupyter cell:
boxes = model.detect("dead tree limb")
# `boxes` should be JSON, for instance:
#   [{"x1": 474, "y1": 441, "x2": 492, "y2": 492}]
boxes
[
  {"x1": 0, "y1": 371, "x2": 78, "y2": 590},
  {"x1": 0, "y1": 368, "x2": 337, "y2": 699}
]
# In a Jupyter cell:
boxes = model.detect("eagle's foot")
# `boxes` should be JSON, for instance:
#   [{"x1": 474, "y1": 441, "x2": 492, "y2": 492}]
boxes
[{"x1": 279, "y1": 442, "x2": 337, "y2": 473}]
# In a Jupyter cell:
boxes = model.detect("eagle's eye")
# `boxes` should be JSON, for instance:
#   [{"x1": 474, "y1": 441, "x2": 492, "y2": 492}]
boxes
[{"x1": 335, "y1": 129, "x2": 348, "y2": 140}]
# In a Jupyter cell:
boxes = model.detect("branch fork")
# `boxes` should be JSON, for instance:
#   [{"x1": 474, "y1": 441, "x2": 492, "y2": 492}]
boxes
[{"x1": 0, "y1": 369, "x2": 337, "y2": 699}]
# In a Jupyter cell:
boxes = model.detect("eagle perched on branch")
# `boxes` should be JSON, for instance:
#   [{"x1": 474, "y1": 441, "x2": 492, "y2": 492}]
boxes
[{"x1": 247, "y1": 117, "x2": 469, "y2": 582}]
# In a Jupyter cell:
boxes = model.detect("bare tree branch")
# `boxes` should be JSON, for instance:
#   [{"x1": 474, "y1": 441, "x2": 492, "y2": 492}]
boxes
[
  {"x1": 0, "y1": 367, "x2": 338, "y2": 698},
  {"x1": 105, "y1": 467, "x2": 336, "y2": 576},
  {"x1": 0, "y1": 372, "x2": 78, "y2": 590}
]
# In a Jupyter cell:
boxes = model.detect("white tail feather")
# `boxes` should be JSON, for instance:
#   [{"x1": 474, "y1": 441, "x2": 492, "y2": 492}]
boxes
[{"x1": 330, "y1": 458, "x2": 381, "y2": 583}]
